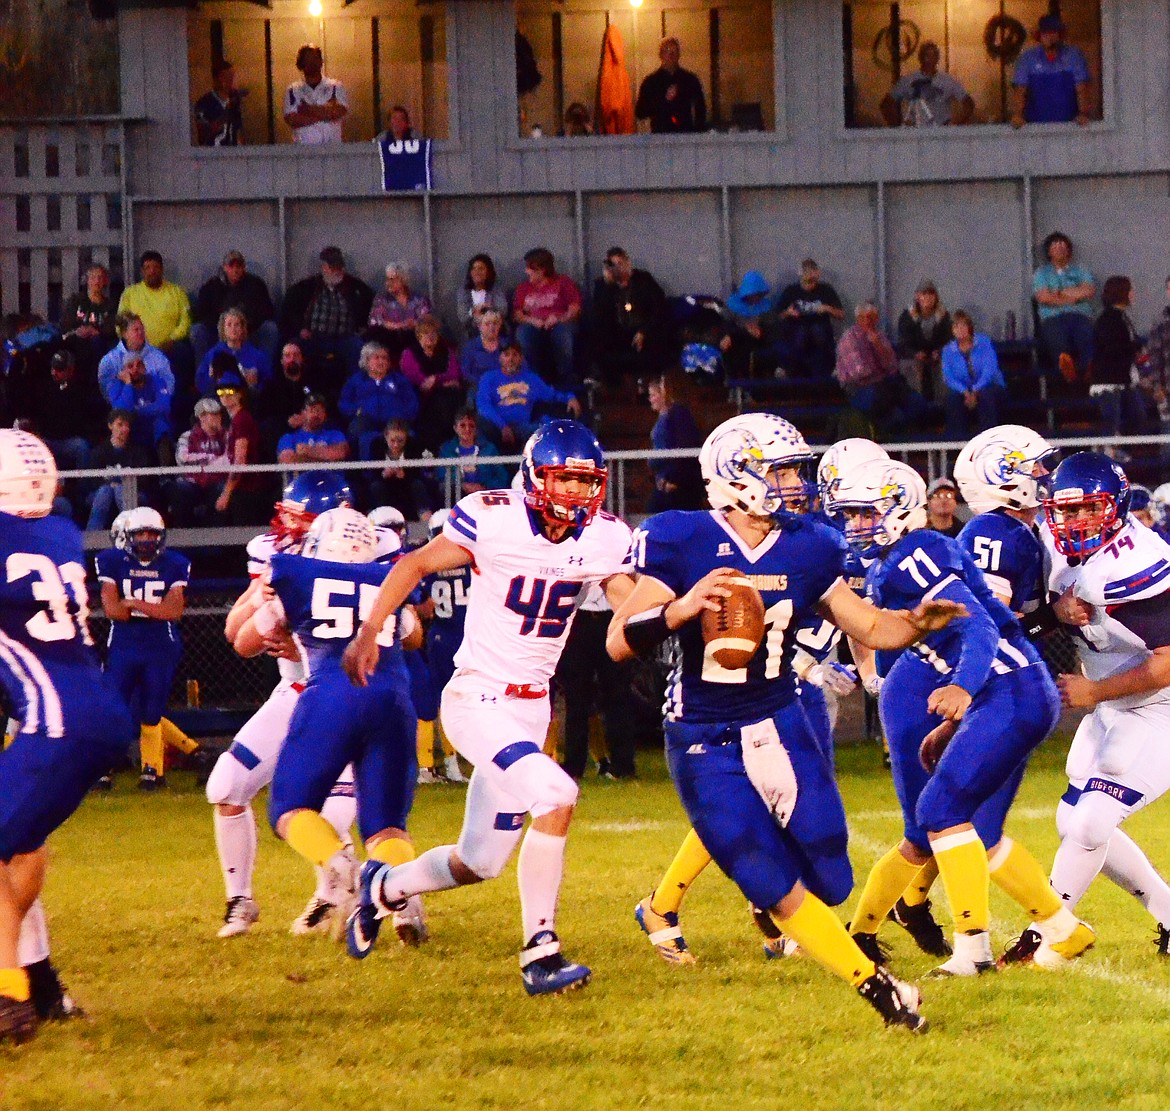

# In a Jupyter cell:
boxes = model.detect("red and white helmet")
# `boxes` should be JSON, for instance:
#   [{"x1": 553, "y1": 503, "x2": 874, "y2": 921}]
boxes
[{"x1": 0, "y1": 429, "x2": 57, "y2": 519}]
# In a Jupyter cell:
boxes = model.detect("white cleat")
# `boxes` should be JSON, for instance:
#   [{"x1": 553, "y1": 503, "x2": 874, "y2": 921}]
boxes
[
  {"x1": 392, "y1": 894, "x2": 429, "y2": 946},
  {"x1": 321, "y1": 849, "x2": 359, "y2": 934},
  {"x1": 217, "y1": 896, "x2": 260, "y2": 938},
  {"x1": 417, "y1": 767, "x2": 444, "y2": 786},
  {"x1": 929, "y1": 930, "x2": 995, "y2": 977},
  {"x1": 290, "y1": 896, "x2": 336, "y2": 936},
  {"x1": 443, "y1": 755, "x2": 468, "y2": 784}
]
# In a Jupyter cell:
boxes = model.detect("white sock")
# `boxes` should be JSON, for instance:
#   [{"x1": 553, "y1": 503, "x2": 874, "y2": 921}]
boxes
[
  {"x1": 377, "y1": 846, "x2": 459, "y2": 910},
  {"x1": 1102, "y1": 829, "x2": 1170, "y2": 925},
  {"x1": 1049, "y1": 839, "x2": 1108, "y2": 910},
  {"x1": 214, "y1": 808, "x2": 257, "y2": 900},
  {"x1": 517, "y1": 828, "x2": 567, "y2": 943},
  {"x1": 321, "y1": 793, "x2": 356, "y2": 848},
  {"x1": 17, "y1": 899, "x2": 50, "y2": 966}
]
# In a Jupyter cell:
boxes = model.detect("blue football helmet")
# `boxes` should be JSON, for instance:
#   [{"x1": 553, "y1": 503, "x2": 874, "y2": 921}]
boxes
[
  {"x1": 272, "y1": 471, "x2": 354, "y2": 545},
  {"x1": 1043, "y1": 451, "x2": 1130, "y2": 558},
  {"x1": 521, "y1": 419, "x2": 607, "y2": 527}
]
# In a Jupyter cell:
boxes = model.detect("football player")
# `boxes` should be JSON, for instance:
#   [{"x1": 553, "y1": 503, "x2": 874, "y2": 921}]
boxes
[
  {"x1": 206, "y1": 472, "x2": 358, "y2": 938},
  {"x1": 1129, "y1": 485, "x2": 1157, "y2": 530},
  {"x1": 608, "y1": 414, "x2": 966, "y2": 1031},
  {"x1": 1150, "y1": 483, "x2": 1170, "y2": 543},
  {"x1": 342, "y1": 420, "x2": 633, "y2": 996},
  {"x1": 0, "y1": 430, "x2": 136, "y2": 1042},
  {"x1": 1002, "y1": 452, "x2": 1170, "y2": 963},
  {"x1": 837, "y1": 457, "x2": 1093, "y2": 975}
]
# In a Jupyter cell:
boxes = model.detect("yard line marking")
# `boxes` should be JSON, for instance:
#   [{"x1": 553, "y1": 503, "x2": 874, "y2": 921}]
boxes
[
  {"x1": 583, "y1": 820, "x2": 672, "y2": 833},
  {"x1": 850, "y1": 806, "x2": 1054, "y2": 823}
]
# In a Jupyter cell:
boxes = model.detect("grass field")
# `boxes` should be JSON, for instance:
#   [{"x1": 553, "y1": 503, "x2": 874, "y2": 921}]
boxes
[{"x1": 3, "y1": 735, "x2": 1170, "y2": 1110}]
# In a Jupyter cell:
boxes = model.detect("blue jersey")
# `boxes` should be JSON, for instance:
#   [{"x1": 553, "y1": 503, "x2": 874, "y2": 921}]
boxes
[
  {"x1": 424, "y1": 564, "x2": 471, "y2": 640},
  {"x1": 269, "y1": 553, "x2": 408, "y2": 686},
  {"x1": 634, "y1": 509, "x2": 845, "y2": 724},
  {"x1": 957, "y1": 509, "x2": 1043, "y2": 616},
  {"x1": 95, "y1": 546, "x2": 190, "y2": 650},
  {"x1": 793, "y1": 524, "x2": 856, "y2": 663}
]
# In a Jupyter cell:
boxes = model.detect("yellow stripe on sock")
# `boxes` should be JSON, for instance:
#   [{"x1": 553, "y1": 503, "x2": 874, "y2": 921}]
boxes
[
  {"x1": 0, "y1": 967, "x2": 30, "y2": 1003},
  {"x1": 285, "y1": 810, "x2": 344, "y2": 868},
  {"x1": 140, "y1": 722, "x2": 164, "y2": 774},
  {"x1": 901, "y1": 857, "x2": 939, "y2": 909},
  {"x1": 778, "y1": 892, "x2": 876, "y2": 987},
  {"x1": 370, "y1": 838, "x2": 415, "y2": 867},
  {"x1": 651, "y1": 829, "x2": 712, "y2": 916},
  {"x1": 850, "y1": 845, "x2": 923, "y2": 931},
  {"x1": 989, "y1": 837, "x2": 1063, "y2": 921},
  {"x1": 933, "y1": 828, "x2": 990, "y2": 934}
]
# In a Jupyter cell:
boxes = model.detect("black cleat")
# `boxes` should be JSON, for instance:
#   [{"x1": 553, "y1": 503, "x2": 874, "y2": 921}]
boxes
[
  {"x1": 138, "y1": 766, "x2": 166, "y2": 791},
  {"x1": 857, "y1": 967, "x2": 928, "y2": 1033},
  {"x1": 889, "y1": 897, "x2": 952, "y2": 957},
  {"x1": 850, "y1": 930, "x2": 891, "y2": 968},
  {"x1": 0, "y1": 994, "x2": 38, "y2": 1044},
  {"x1": 997, "y1": 927, "x2": 1042, "y2": 969},
  {"x1": 25, "y1": 960, "x2": 85, "y2": 1022},
  {"x1": 1157, "y1": 924, "x2": 1170, "y2": 957},
  {"x1": 91, "y1": 773, "x2": 114, "y2": 792}
]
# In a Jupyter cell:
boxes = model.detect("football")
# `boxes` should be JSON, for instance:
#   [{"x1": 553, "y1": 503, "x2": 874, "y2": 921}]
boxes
[{"x1": 700, "y1": 575, "x2": 766, "y2": 669}]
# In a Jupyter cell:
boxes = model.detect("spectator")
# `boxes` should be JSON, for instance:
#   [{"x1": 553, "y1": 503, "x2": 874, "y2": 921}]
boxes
[
  {"x1": 215, "y1": 374, "x2": 268, "y2": 524},
  {"x1": 1092, "y1": 275, "x2": 1148, "y2": 448},
  {"x1": 775, "y1": 259, "x2": 845, "y2": 379},
  {"x1": 368, "y1": 419, "x2": 435, "y2": 520},
  {"x1": 635, "y1": 37, "x2": 706, "y2": 134},
  {"x1": 940, "y1": 310, "x2": 1005, "y2": 440},
  {"x1": 366, "y1": 262, "x2": 433, "y2": 358},
  {"x1": 1141, "y1": 276, "x2": 1170, "y2": 454},
  {"x1": 60, "y1": 262, "x2": 118, "y2": 372},
  {"x1": 399, "y1": 317, "x2": 464, "y2": 453},
  {"x1": 1011, "y1": 14, "x2": 1092, "y2": 127},
  {"x1": 259, "y1": 339, "x2": 320, "y2": 455},
  {"x1": 338, "y1": 341, "x2": 419, "y2": 457},
  {"x1": 98, "y1": 312, "x2": 174, "y2": 403},
  {"x1": 475, "y1": 341, "x2": 581, "y2": 450},
  {"x1": 834, "y1": 301, "x2": 929, "y2": 439},
  {"x1": 280, "y1": 246, "x2": 373, "y2": 394},
  {"x1": 202, "y1": 350, "x2": 245, "y2": 396},
  {"x1": 459, "y1": 309, "x2": 506, "y2": 388},
  {"x1": 106, "y1": 351, "x2": 175, "y2": 464},
  {"x1": 647, "y1": 370, "x2": 704, "y2": 512},
  {"x1": 191, "y1": 250, "x2": 278, "y2": 366},
  {"x1": 28, "y1": 350, "x2": 101, "y2": 473},
  {"x1": 117, "y1": 250, "x2": 195, "y2": 408},
  {"x1": 86, "y1": 409, "x2": 151, "y2": 530},
  {"x1": 880, "y1": 41, "x2": 973, "y2": 127},
  {"x1": 381, "y1": 104, "x2": 416, "y2": 142},
  {"x1": 513, "y1": 247, "x2": 582, "y2": 388},
  {"x1": 724, "y1": 270, "x2": 780, "y2": 378},
  {"x1": 276, "y1": 393, "x2": 349, "y2": 465},
  {"x1": 1033, "y1": 231, "x2": 1095, "y2": 382},
  {"x1": 926, "y1": 476, "x2": 963, "y2": 538},
  {"x1": 169, "y1": 397, "x2": 231, "y2": 525},
  {"x1": 561, "y1": 102, "x2": 594, "y2": 137},
  {"x1": 194, "y1": 59, "x2": 243, "y2": 147},
  {"x1": 455, "y1": 254, "x2": 509, "y2": 339},
  {"x1": 591, "y1": 246, "x2": 671, "y2": 386},
  {"x1": 284, "y1": 43, "x2": 347, "y2": 144},
  {"x1": 438, "y1": 407, "x2": 510, "y2": 495},
  {"x1": 897, "y1": 281, "x2": 952, "y2": 401},
  {"x1": 195, "y1": 308, "x2": 272, "y2": 396}
]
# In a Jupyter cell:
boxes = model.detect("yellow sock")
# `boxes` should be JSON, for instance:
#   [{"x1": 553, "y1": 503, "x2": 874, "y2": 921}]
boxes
[
  {"x1": 588, "y1": 716, "x2": 607, "y2": 764},
  {"x1": 901, "y1": 857, "x2": 939, "y2": 908},
  {"x1": 544, "y1": 715, "x2": 561, "y2": 759},
  {"x1": 161, "y1": 717, "x2": 199, "y2": 755},
  {"x1": 370, "y1": 838, "x2": 415, "y2": 866},
  {"x1": 988, "y1": 836, "x2": 1063, "y2": 921},
  {"x1": 776, "y1": 892, "x2": 876, "y2": 987},
  {"x1": 285, "y1": 810, "x2": 344, "y2": 868},
  {"x1": 416, "y1": 719, "x2": 435, "y2": 769},
  {"x1": 140, "y1": 722, "x2": 165, "y2": 774},
  {"x1": 0, "y1": 967, "x2": 30, "y2": 1002},
  {"x1": 651, "y1": 829, "x2": 712, "y2": 916},
  {"x1": 850, "y1": 845, "x2": 923, "y2": 932},
  {"x1": 438, "y1": 720, "x2": 455, "y2": 758},
  {"x1": 932, "y1": 828, "x2": 990, "y2": 933}
]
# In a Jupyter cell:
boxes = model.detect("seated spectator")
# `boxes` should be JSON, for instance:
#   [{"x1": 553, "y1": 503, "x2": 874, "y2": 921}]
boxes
[
  {"x1": 277, "y1": 393, "x2": 349, "y2": 465},
  {"x1": 215, "y1": 374, "x2": 269, "y2": 524},
  {"x1": 475, "y1": 342, "x2": 581, "y2": 450},
  {"x1": 86, "y1": 409, "x2": 151, "y2": 530},
  {"x1": 28, "y1": 350, "x2": 103, "y2": 472},
  {"x1": 169, "y1": 396, "x2": 231, "y2": 526},
  {"x1": 117, "y1": 250, "x2": 195, "y2": 411},
  {"x1": 774, "y1": 259, "x2": 844, "y2": 379},
  {"x1": 202, "y1": 350, "x2": 245, "y2": 396},
  {"x1": 647, "y1": 370, "x2": 704, "y2": 512},
  {"x1": 280, "y1": 246, "x2": 373, "y2": 394},
  {"x1": 399, "y1": 318, "x2": 464, "y2": 453},
  {"x1": 192, "y1": 250, "x2": 278, "y2": 367},
  {"x1": 724, "y1": 270, "x2": 781, "y2": 378},
  {"x1": 259, "y1": 339, "x2": 321, "y2": 457},
  {"x1": 834, "y1": 301, "x2": 929, "y2": 439},
  {"x1": 1092, "y1": 275, "x2": 1148, "y2": 448},
  {"x1": 460, "y1": 309, "x2": 506, "y2": 388},
  {"x1": 456, "y1": 254, "x2": 509, "y2": 339},
  {"x1": 880, "y1": 41, "x2": 973, "y2": 127},
  {"x1": 98, "y1": 312, "x2": 174, "y2": 403},
  {"x1": 940, "y1": 310, "x2": 1004, "y2": 440},
  {"x1": 61, "y1": 262, "x2": 119, "y2": 373},
  {"x1": 106, "y1": 350, "x2": 175, "y2": 464},
  {"x1": 1141, "y1": 276, "x2": 1170, "y2": 451},
  {"x1": 591, "y1": 246, "x2": 671, "y2": 386},
  {"x1": 368, "y1": 419, "x2": 436, "y2": 520},
  {"x1": 366, "y1": 261, "x2": 432, "y2": 359},
  {"x1": 338, "y1": 341, "x2": 419, "y2": 458},
  {"x1": 926, "y1": 476, "x2": 963, "y2": 538},
  {"x1": 1033, "y1": 231, "x2": 1095, "y2": 381},
  {"x1": 897, "y1": 281, "x2": 952, "y2": 401},
  {"x1": 561, "y1": 102, "x2": 594, "y2": 137},
  {"x1": 196, "y1": 308, "x2": 273, "y2": 397},
  {"x1": 438, "y1": 407, "x2": 510, "y2": 496},
  {"x1": 1011, "y1": 14, "x2": 1092, "y2": 128},
  {"x1": 513, "y1": 248, "x2": 582, "y2": 388}
]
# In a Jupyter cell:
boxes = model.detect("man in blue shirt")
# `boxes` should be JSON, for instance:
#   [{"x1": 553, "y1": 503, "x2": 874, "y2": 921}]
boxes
[
  {"x1": 276, "y1": 393, "x2": 349, "y2": 464},
  {"x1": 1011, "y1": 14, "x2": 1092, "y2": 126},
  {"x1": 1033, "y1": 231, "x2": 1096, "y2": 381}
]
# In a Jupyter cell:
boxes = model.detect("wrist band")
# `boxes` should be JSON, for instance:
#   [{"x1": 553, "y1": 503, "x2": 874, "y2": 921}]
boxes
[{"x1": 623, "y1": 604, "x2": 672, "y2": 657}]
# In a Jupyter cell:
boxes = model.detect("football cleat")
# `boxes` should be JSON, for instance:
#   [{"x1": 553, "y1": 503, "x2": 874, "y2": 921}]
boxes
[
  {"x1": 750, "y1": 903, "x2": 799, "y2": 959},
  {"x1": 442, "y1": 755, "x2": 468, "y2": 784},
  {"x1": 416, "y1": 767, "x2": 444, "y2": 786},
  {"x1": 322, "y1": 849, "x2": 359, "y2": 925},
  {"x1": 929, "y1": 955, "x2": 995, "y2": 978},
  {"x1": 290, "y1": 896, "x2": 335, "y2": 937},
  {"x1": 519, "y1": 931, "x2": 591, "y2": 996},
  {"x1": 849, "y1": 930, "x2": 890, "y2": 968},
  {"x1": 217, "y1": 895, "x2": 260, "y2": 939},
  {"x1": 392, "y1": 895, "x2": 429, "y2": 946},
  {"x1": 26, "y1": 960, "x2": 85, "y2": 1022},
  {"x1": 0, "y1": 994, "x2": 38, "y2": 1044},
  {"x1": 856, "y1": 967, "x2": 928, "y2": 1033},
  {"x1": 635, "y1": 895, "x2": 695, "y2": 965},
  {"x1": 138, "y1": 766, "x2": 166, "y2": 791},
  {"x1": 889, "y1": 897, "x2": 953, "y2": 957},
  {"x1": 92, "y1": 773, "x2": 114, "y2": 792},
  {"x1": 998, "y1": 927, "x2": 1042, "y2": 968},
  {"x1": 345, "y1": 861, "x2": 402, "y2": 960},
  {"x1": 1157, "y1": 924, "x2": 1170, "y2": 957},
  {"x1": 1034, "y1": 920, "x2": 1095, "y2": 970},
  {"x1": 930, "y1": 930, "x2": 993, "y2": 977}
]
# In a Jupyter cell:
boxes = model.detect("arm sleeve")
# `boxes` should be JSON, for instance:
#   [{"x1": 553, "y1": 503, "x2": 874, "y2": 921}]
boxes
[
  {"x1": 940, "y1": 343, "x2": 965, "y2": 393},
  {"x1": 170, "y1": 288, "x2": 191, "y2": 343},
  {"x1": 934, "y1": 579, "x2": 1000, "y2": 696},
  {"x1": 475, "y1": 375, "x2": 507, "y2": 429},
  {"x1": 1071, "y1": 47, "x2": 1091, "y2": 84},
  {"x1": 338, "y1": 374, "x2": 362, "y2": 418},
  {"x1": 441, "y1": 495, "x2": 482, "y2": 559},
  {"x1": 972, "y1": 339, "x2": 1002, "y2": 392},
  {"x1": 632, "y1": 515, "x2": 685, "y2": 596},
  {"x1": 106, "y1": 380, "x2": 134, "y2": 409}
]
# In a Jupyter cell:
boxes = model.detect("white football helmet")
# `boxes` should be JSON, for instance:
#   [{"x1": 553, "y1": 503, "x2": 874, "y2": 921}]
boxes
[
  {"x1": 1152, "y1": 483, "x2": 1170, "y2": 529},
  {"x1": 428, "y1": 508, "x2": 449, "y2": 538},
  {"x1": 817, "y1": 438, "x2": 889, "y2": 515},
  {"x1": 0, "y1": 429, "x2": 57, "y2": 519},
  {"x1": 124, "y1": 506, "x2": 166, "y2": 562},
  {"x1": 699, "y1": 414, "x2": 815, "y2": 517},
  {"x1": 953, "y1": 425, "x2": 1057, "y2": 516},
  {"x1": 833, "y1": 458, "x2": 928, "y2": 552},
  {"x1": 304, "y1": 507, "x2": 378, "y2": 564},
  {"x1": 110, "y1": 509, "x2": 134, "y2": 551}
]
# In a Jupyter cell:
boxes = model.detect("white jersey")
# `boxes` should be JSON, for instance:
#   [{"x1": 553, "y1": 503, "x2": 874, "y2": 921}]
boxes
[
  {"x1": 284, "y1": 77, "x2": 347, "y2": 144},
  {"x1": 245, "y1": 532, "x2": 306, "y2": 684},
  {"x1": 1044, "y1": 516, "x2": 1170, "y2": 710},
  {"x1": 442, "y1": 490, "x2": 632, "y2": 687}
]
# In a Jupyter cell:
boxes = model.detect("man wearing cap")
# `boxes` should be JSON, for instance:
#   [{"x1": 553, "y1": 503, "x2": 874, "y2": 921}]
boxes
[
  {"x1": 194, "y1": 59, "x2": 243, "y2": 147},
  {"x1": 276, "y1": 394, "x2": 349, "y2": 465},
  {"x1": 1011, "y1": 14, "x2": 1092, "y2": 127},
  {"x1": 926, "y1": 476, "x2": 963, "y2": 538},
  {"x1": 170, "y1": 397, "x2": 231, "y2": 525},
  {"x1": 775, "y1": 259, "x2": 845, "y2": 379},
  {"x1": 284, "y1": 43, "x2": 348, "y2": 144},
  {"x1": 192, "y1": 250, "x2": 278, "y2": 367},
  {"x1": 215, "y1": 374, "x2": 269, "y2": 524}
]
